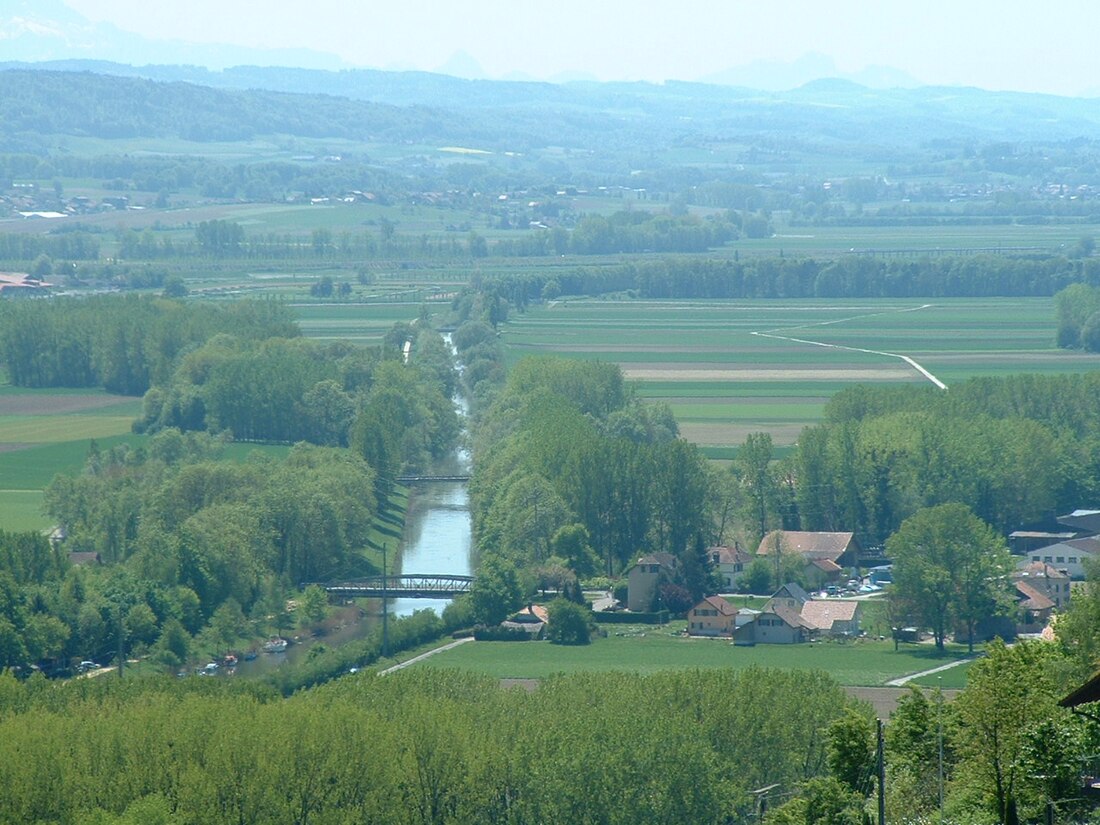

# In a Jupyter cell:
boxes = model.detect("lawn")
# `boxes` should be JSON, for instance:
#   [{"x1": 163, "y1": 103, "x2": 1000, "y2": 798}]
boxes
[{"x1": 416, "y1": 631, "x2": 973, "y2": 687}]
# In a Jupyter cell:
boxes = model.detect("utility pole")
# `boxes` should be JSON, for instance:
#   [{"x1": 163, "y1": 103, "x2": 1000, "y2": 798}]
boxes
[
  {"x1": 877, "y1": 718, "x2": 886, "y2": 825},
  {"x1": 381, "y1": 542, "x2": 389, "y2": 659},
  {"x1": 116, "y1": 606, "x2": 125, "y2": 679},
  {"x1": 938, "y1": 677, "x2": 944, "y2": 824}
]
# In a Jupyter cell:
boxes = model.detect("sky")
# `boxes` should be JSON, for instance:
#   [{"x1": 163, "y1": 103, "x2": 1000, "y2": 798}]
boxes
[{"x1": 58, "y1": 0, "x2": 1100, "y2": 96}]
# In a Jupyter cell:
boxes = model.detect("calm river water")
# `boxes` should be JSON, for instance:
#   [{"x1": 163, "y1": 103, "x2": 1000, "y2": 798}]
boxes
[{"x1": 234, "y1": 349, "x2": 473, "y2": 675}]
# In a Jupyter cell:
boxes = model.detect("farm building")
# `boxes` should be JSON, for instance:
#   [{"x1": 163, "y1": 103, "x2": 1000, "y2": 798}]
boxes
[
  {"x1": 0, "y1": 272, "x2": 52, "y2": 297},
  {"x1": 733, "y1": 583, "x2": 862, "y2": 644},
  {"x1": 755, "y1": 530, "x2": 862, "y2": 571},
  {"x1": 737, "y1": 604, "x2": 813, "y2": 645},
  {"x1": 799, "y1": 600, "x2": 862, "y2": 635}
]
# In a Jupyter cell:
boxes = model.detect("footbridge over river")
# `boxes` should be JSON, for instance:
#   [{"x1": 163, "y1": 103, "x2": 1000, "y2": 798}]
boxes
[
  {"x1": 314, "y1": 574, "x2": 474, "y2": 599},
  {"x1": 395, "y1": 474, "x2": 471, "y2": 484}
]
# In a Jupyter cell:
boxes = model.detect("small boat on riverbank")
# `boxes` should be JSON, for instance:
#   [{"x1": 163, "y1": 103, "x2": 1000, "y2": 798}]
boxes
[{"x1": 262, "y1": 637, "x2": 288, "y2": 654}]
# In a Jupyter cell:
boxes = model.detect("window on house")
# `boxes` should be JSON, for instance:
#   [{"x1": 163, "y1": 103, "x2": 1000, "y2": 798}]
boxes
[
  {"x1": 1032, "y1": 556, "x2": 1041, "y2": 562},
  {"x1": 1057, "y1": 556, "x2": 1065, "y2": 564},
  {"x1": 1069, "y1": 557, "x2": 1078, "y2": 564},
  {"x1": 1044, "y1": 556, "x2": 1053, "y2": 563}
]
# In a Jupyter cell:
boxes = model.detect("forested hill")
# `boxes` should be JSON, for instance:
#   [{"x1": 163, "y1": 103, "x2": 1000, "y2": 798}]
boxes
[
  {"x1": 0, "y1": 70, "x2": 476, "y2": 145},
  {"x1": 6, "y1": 64, "x2": 1100, "y2": 149}
]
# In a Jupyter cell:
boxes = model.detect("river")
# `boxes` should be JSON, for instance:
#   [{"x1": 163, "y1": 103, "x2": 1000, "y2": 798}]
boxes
[
  {"x1": 233, "y1": 339, "x2": 473, "y2": 675},
  {"x1": 392, "y1": 342, "x2": 474, "y2": 616}
]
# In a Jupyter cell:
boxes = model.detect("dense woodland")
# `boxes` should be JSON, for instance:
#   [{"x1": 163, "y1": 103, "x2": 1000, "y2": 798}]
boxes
[
  {"x1": 0, "y1": 639, "x2": 1093, "y2": 825},
  {"x1": 0, "y1": 297, "x2": 298, "y2": 394},
  {"x1": 0, "y1": 666, "x2": 862, "y2": 824},
  {"x1": 488, "y1": 253, "x2": 1100, "y2": 307}
]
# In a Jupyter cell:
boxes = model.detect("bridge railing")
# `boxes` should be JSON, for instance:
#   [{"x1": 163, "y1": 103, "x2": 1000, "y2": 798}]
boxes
[{"x1": 308, "y1": 574, "x2": 474, "y2": 598}]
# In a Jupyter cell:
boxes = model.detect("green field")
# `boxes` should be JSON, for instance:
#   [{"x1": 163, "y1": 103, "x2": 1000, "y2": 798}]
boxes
[
  {"x1": 0, "y1": 491, "x2": 49, "y2": 533},
  {"x1": 501, "y1": 297, "x2": 1100, "y2": 450},
  {"x1": 417, "y1": 632, "x2": 973, "y2": 686},
  {"x1": 292, "y1": 302, "x2": 432, "y2": 343}
]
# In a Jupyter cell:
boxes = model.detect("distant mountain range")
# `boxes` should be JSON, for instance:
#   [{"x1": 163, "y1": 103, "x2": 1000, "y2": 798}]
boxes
[
  {"x1": 3, "y1": 61, "x2": 1100, "y2": 153},
  {"x1": 0, "y1": 0, "x2": 954, "y2": 93},
  {"x1": 0, "y1": 0, "x2": 343, "y2": 71},
  {"x1": 4, "y1": 1, "x2": 1100, "y2": 152}
]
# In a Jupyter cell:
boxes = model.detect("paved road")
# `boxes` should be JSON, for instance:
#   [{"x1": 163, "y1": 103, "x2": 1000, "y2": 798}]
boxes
[
  {"x1": 885, "y1": 655, "x2": 976, "y2": 687},
  {"x1": 378, "y1": 636, "x2": 473, "y2": 675},
  {"x1": 590, "y1": 591, "x2": 615, "y2": 611}
]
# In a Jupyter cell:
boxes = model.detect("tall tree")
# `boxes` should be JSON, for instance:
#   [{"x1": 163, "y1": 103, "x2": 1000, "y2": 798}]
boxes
[
  {"x1": 886, "y1": 503, "x2": 1013, "y2": 652},
  {"x1": 952, "y1": 640, "x2": 1084, "y2": 825},
  {"x1": 737, "y1": 432, "x2": 778, "y2": 540}
]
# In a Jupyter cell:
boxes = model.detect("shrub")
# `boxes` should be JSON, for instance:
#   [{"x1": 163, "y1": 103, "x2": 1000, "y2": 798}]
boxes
[{"x1": 546, "y1": 599, "x2": 592, "y2": 646}]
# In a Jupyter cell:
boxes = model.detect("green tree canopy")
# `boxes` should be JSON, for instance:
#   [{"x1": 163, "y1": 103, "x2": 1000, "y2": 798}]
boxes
[{"x1": 886, "y1": 503, "x2": 1013, "y2": 651}]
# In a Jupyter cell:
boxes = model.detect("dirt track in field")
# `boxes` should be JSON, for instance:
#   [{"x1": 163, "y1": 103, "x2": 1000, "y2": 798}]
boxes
[
  {"x1": 623, "y1": 368, "x2": 915, "y2": 381},
  {"x1": 845, "y1": 686, "x2": 960, "y2": 719},
  {"x1": 0, "y1": 395, "x2": 133, "y2": 415}
]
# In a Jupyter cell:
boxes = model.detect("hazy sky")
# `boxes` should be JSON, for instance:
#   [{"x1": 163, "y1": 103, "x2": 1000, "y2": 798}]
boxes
[{"x1": 61, "y1": 0, "x2": 1100, "y2": 95}]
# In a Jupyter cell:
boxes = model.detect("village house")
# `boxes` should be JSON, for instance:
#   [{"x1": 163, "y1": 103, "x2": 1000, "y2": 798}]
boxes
[
  {"x1": 1015, "y1": 580, "x2": 1056, "y2": 633},
  {"x1": 708, "y1": 543, "x2": 754, "y2": 590},
  {"x1": 732, "y1": 583, "x2": 861, "y2": 644},
  {"x1": 501, "y1": 604, "x2": 549, "y2": 639},
  {"x1": 687, "y1": 596, "x2": 738, "y2": 637},
  {"x1": 626, "y1": 552, "x2": 677, "y2": 612},
  {"x1": 803, "y1": 557, "x2": 844, "y2": 590},
  {"x1": 1014, "y1": 561, "x2": 1072, "y2": 609},
  {"x1": 767, "y1": 582, "x2": 811, "y2": 612}
]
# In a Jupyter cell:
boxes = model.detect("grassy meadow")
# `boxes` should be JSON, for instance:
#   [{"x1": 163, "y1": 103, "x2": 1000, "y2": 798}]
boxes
[
  {"x1": 0, "y1": 380, "x2": 294, "y2": 532},
  {"x1": 416, "y1": 630, "x2": 973, "y2": 687},
  {"x1": 500, "y1": 296, "x2": 1100, "y2": 454}
]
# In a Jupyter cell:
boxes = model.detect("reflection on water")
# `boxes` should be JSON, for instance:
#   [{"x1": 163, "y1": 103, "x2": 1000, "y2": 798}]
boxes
[{"x1": 391, "y1": 480, "x2": 471, "y2": 616}]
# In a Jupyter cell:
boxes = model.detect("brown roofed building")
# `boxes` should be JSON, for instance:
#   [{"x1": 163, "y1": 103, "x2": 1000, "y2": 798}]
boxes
[
  {"x1": 800, "y1": 600, "x2": 862, "y2": 635},
  {"x1": 1015, "y1": 580, "x2": 1056, "y2": 631},
  {"x1": 756, "y1": 530, "x2": 861, "y2": 569},
  {"x1": 687, "y1": 596, "x2": 738, "y2": 637},
  {"x1": 1014, "y1": 561, "x2": 1071, "y2": 609}
]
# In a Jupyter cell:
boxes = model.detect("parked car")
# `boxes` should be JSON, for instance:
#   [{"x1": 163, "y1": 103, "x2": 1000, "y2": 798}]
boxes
[{"x1": 76, "y1": 661, "x2": 99, "y2": 673}]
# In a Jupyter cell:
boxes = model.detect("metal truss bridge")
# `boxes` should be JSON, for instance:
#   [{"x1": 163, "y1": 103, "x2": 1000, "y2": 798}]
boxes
[{"x1": 314, "y1": 574, "x2": 473, "y2": 599}]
